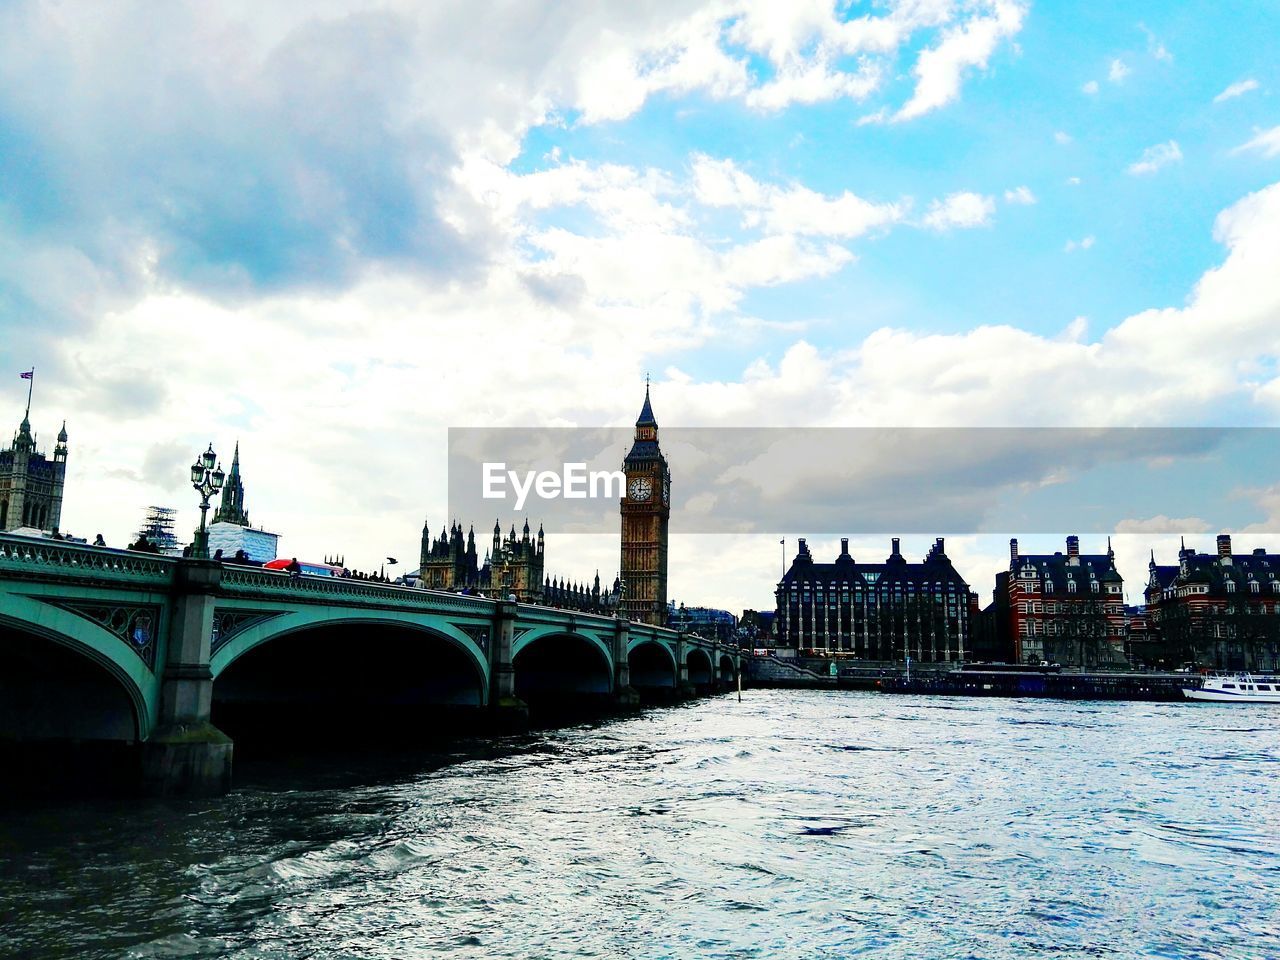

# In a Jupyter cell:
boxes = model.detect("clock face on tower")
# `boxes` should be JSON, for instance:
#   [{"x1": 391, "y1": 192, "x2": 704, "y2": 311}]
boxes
[{"x1": 628, "y1": 477, "x2": 653, "y2": 501}]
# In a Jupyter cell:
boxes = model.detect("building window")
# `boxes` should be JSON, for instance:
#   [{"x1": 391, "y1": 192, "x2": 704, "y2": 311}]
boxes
[{"x1": 1067, "y1": 580, "x2": 1077, "y2": 594}]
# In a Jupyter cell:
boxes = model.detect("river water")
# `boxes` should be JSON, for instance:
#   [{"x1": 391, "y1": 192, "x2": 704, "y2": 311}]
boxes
[{"x1": 2, "y1": 690, "x2": 1278, "y2": 959}]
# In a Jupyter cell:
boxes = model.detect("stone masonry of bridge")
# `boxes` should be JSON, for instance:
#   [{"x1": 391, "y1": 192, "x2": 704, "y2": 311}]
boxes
[{"x1": 0, "y1": 534, "x2": 741, "y2": 795}]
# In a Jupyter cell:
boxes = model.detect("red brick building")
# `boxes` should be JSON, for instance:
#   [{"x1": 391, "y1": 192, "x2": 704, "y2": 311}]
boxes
[
  {"x1": 1144, "y1": 535, "x2": 1280, "y2": 671},
  {"x1": 1007, "y1": 536, "x2": 1127, "y2": 666}
]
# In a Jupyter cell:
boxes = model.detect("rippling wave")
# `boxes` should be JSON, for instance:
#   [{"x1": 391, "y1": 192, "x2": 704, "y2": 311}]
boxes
[{"x1": 2, "y1": 692, "x2": 1278, "y2": 959}]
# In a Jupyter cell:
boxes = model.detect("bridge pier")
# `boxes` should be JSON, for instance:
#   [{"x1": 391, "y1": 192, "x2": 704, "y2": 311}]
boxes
[
  {"x1": 674, "y1": 632, "x2": 698, "y2": 700},
  {"x1": 489, "y1": 600, "x2": 529, "y2": 730},
  {"x1": 140, "y1": 560, "x2": 232, "y2": 796},
  {"x1": 612, "y1": 618, "x2": 640, "y2": 708}
]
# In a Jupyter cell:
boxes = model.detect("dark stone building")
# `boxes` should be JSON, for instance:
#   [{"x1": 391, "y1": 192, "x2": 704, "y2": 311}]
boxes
[
  {"x1": 775, "y1": 537, "x2": 974, "y2": 662},
  {"x1": 620, "y1": 384, "x2": 671, "y2": 626},
  {"x1": 670, "y1": 603, "x2": 738, "y2": 642},
  {"x1": 1145, "y1": 534, "x2": 1280, "y2": 671},
  {"x1": 418, "y1": 520, "x2": 483, "y2": 592},
  {"x1": 0, "y1": 410, "x2": 67, "y2": 534},
  {"x1": 212, "y1": 441, "x2": 249, "y2": 526},
  {"x1": 206, "y1": 443, "x2": 280, "y2": 562},
  {"x1": 971, "y1": 571, "x2": 1016, "y2": 663},
  {"x1": 416, "y1": 517, "x2": 619, "y2": 612}
]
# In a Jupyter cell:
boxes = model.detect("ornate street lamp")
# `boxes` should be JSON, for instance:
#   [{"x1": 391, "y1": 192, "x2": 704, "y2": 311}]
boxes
[{"x1": 190, "y1": 443, "x2": 225, "y2": 559}]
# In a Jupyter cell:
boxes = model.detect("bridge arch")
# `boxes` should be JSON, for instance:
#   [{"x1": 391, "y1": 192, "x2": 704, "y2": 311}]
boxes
[
  {"x1": 0, "y1": 607, "x2": 150, "y2": 741},
  {"x1": 718, "y1": 652, "x2": 738, "y2": 684},
  {"x1": 210, "y1": 611, "x2": 490, "y2": 747},
  {"x1": 628, "y1": 639, "x2": 677, "y2": 693},
  {"x1": 686, "y1": 647, "x2": 714, "y2": 690},
  {"x1": 211, "y1": 608, "x2": 489, "y2": 692},
  {"x1": 512, "y1": 629, "x2": 613, "y2": 705}
]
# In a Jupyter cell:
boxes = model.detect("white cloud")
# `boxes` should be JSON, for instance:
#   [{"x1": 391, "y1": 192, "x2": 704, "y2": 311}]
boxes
[
  {"x1": 1081, "y1": 79, "x2": 1099, "y2": 95},
  {"x1": 1064, "y1": 235, "x2": 1095, "y2": 252},
  {"x1": 1232, "y1": 125, "x2": 1280, "y2": 159},
  {"x1": 689, "y1": 155, "x2": 905, "y2": 238},
  {"x1": 1058, "y1": 316, "x2": 1088, "y2": 342},
  {"x1": 721, "y1": 235, "x2": 854, "y2": 287},
  {"x1": 1140, "y1": 24, "x2": 1173, "y2": 63},
  {"x1": 574, "y1": 0, "x2": 1030, "y2": 120},
  {"x1": 744, "y1": 55, "x2": 883, "y2": 111},
  {"x1": 1115, "y1": 516, "x2": 1211, "y2": 534},
  {"x1": 921, "y1": 192, "x2": 997, "y2": 230},
  {"x1": 894, "y1": 0, "x2": 1027, "y2": 121},
  {"x1": 1108, "y1": 58, "x2": 1130, "y2": 83},
  {"x1": 1004, "y1": 185, "x2": 1036, "y2": 205},
  {"x1": 1127, "y1": 140, "x2": 1182, "y2": 175},
  {"x1": 1054, "y1": 130, "x2": 1072, "y2": 145},
  {"x1": 1066, "y1": 176, "x2": 1082, "y2": 185},
  {"x1": 1214, "y1": 78, "x2": 1259, "y2": 103}
]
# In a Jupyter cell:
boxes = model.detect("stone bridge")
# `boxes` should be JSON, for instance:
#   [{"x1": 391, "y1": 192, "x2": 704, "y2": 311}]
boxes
[{"x1": 0, "y1": 534, "x2": 741, "y2": 795}]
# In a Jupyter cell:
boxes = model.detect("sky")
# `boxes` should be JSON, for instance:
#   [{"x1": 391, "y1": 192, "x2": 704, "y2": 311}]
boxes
[{"x1": 2, "y1": 0, "x2": 1279, "y2": 613}]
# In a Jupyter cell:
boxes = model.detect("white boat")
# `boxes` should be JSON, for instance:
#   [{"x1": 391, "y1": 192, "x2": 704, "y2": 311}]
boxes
[{"x1": 1183, "y1": 673, "x2": 1280, "y2": 703}]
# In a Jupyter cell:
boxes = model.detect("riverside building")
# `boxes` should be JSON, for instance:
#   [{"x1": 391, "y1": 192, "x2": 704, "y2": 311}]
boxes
[
  {"x1": 1145, "y1": 534, "x2": 1280, "y2": 672},
  {"x1": 1006, "y1": 536, "x2": 1127, "y2": 667},
  {"x1": 774, "y1": 537, "x2": 974, "y2": 662}
]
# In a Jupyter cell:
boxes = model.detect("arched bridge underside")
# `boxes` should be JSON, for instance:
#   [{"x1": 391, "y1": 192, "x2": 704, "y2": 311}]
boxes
[{"x1": 0, "y1": 536, "x2": 742, "y2": 793}]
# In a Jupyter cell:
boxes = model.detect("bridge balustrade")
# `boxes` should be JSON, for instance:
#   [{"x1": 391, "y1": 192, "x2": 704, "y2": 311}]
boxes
[
  {"x1": 217, "y1": 566, "x2": 498, "y2": 614},
  {"x1": 0, "y1": 534, "x2": 175, "y2": 584}
]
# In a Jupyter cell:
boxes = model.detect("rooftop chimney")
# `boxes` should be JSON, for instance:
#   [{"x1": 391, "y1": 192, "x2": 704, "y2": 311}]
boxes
[
  {"x1": 891, "y1": 537, "x2": 901, "y2": 556},
  {"x1": 1010, "y1": 538, "x2": 1019, "y2": 562},
  {"x1": 1217, "y1": 534, "x2": 1232, "y2": 558},
  {"x1": 1066, "y1": 535, "x2": 1080, "y2": 558},
  {"x1": 840, "y1": 537, "x2": 849, "y2": 555}
]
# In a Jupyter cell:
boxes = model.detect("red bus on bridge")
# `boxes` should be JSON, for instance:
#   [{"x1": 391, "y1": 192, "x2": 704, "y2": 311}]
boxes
[{"x1": 263, "y1": 558, "x2": 346, "y2": 578}]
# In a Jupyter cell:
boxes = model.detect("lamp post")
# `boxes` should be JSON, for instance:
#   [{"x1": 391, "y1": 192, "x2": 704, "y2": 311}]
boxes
[{"x1": 189, "y1": 443, "x2": 225, "y2": 560}]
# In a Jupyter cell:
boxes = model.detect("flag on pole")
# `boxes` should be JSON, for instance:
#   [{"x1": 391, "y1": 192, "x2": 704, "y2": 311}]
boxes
[{"x1": 19, "y1": 370, "x2": 33, "y2": 379}]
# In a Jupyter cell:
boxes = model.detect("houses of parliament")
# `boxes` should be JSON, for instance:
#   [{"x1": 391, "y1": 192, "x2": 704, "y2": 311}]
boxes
[
  {"x1": 1, "y1": 396, "x2": 68, "y2": 536},
  {"x1": 417, "y1": 386, "x2": 671, "y2": 625}
]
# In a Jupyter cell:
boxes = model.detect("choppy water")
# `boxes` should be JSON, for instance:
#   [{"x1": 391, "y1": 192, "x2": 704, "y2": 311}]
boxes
[{"x1": 2, "y1": 690, "x2": 1279, "y2": 959}]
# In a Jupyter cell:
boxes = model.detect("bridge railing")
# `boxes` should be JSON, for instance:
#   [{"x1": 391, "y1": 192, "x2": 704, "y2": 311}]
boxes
[
  {"x1": 514, "y1": 603, "x2": 618, "y2": 628},
  {"x1": 0, "y1": 534, "x2": 177, "y2": 585},
  {"x1": 217, "y1": 566, "x2": 498, "y2": 615}
]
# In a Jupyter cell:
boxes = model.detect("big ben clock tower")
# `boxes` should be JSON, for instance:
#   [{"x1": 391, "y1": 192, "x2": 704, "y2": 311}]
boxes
[{"x1": 620, "y1": 382, "x2": 670, "y2": 625}]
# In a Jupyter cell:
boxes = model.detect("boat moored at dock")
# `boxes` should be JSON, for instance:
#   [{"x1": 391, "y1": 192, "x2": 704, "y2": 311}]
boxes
[{"x1": 1183, "y1": 674, "x2": 1280, "y2": 703}]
